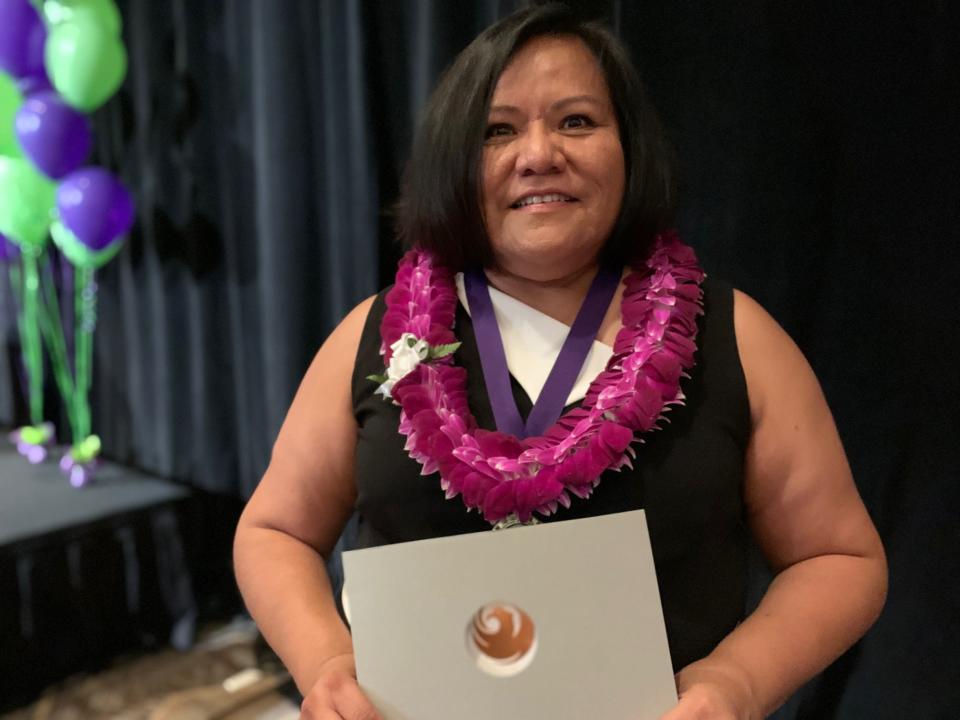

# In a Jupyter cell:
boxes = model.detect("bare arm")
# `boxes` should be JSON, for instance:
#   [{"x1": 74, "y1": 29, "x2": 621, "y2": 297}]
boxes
[
  {"x1": 233, "y1": 295, "x2": 376, "y2": 698},
  {"x1": 664, "y1": 290, "x2": 888, "y2": 719}
]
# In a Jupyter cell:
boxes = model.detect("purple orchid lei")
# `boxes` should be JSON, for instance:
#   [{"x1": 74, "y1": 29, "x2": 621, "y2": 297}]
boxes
[{"x1": 378, "y1": 230, "x2": 705, "y2": 526}]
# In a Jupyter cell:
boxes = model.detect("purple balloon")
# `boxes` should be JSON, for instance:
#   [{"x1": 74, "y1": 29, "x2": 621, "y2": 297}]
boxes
[
  {"x1": 17, "y1": 67, "x2": 53, "y2": 98},
  {"x1": 16, "y1": 91, "x2": 92, "y2": 179},
  {"x1": 0, "y1": 232, "x2": 20, "y2": 262},
  {"x1": 0, "y1": 0, "x2": 46, "y2": 80},
  {"x1": 57, "y1": 167, "x2": 135, "y2": 250}
]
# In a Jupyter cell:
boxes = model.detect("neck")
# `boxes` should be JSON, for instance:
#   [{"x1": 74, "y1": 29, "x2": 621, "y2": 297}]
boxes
[{"x1": 483, "y1": 263, "x2": 603, "y2": 326}]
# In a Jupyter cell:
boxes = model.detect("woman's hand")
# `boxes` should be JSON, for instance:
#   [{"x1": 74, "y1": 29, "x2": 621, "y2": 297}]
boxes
[
  {"x1": 658, "y1": 660, "x2": 759, "y2": 720},
  {"x1": 300, "y1": 652, "x2": 382, "y2": 720},
  {"x1": 658, "y1": 684, "x2": 747, "y2": 720}
]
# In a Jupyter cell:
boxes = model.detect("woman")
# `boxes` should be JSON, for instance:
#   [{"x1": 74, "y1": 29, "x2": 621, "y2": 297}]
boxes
[{"x1": 234, "y1": 6, "x2": 887, "y2": 719}]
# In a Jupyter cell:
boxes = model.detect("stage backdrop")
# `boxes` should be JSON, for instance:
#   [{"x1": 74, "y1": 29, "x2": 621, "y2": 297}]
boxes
[{"x1": 0, "y1": 1, "x2": 956, "y2": 717}]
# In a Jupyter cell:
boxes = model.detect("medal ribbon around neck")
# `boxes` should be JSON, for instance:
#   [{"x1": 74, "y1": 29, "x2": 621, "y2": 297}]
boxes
[
  {"x1": 376, "y1": 230, "x2": 705, "y2": 527},
  {"x1": 463, "y1": 263, "x2": 622, "y2": 439}
]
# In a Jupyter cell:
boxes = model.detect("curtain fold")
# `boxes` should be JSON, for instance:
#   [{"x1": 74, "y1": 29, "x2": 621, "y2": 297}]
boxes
[{"x1": 0, "y1": 0, "x2": 387, "y2": 496}]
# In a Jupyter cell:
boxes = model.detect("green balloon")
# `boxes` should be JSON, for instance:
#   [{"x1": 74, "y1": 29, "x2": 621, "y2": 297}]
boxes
[
  {"x1": 0, "y1": 72, "x2": 24, "y2": 159},
  {"x1": 0, "y1": 157, "x2": 55, "y2": 249},
  {"x1": 45, "y1": 17, "x2": 128, "y2": 112},
  {"x1": 51, "y1": 219, "x2": 123, "y2": 268},
  {"x1": 43, "y1": 0, "x2": 122, "y2": 37}
]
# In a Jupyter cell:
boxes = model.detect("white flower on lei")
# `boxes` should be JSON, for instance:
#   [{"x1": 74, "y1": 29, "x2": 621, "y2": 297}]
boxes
[{"x1": 375, "y1": 333, "x2": 431, "y2": 401}]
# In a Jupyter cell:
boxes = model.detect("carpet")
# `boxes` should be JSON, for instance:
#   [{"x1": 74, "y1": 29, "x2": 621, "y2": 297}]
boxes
[{"x1": 1, "y1": 619, "x2": 299, "y2": 720}]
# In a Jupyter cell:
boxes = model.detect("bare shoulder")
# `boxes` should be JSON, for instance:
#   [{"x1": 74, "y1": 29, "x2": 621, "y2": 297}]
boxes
[
  {"x1": 239, "y1": 294, "x2": 378, "y2": 556},
  {"x1": 341, "y1": 294, "x2": 379, "y2": 335},
  {"x1": 291, "y1": 293, "x2": 379, "y2": 421},
  {"x1": 731, "y1": 286, "x2": 832, "y2": 482},
  {"x1": 731, "y1": 289, "x2": 882, "y2": 570},
  {"x1": 731, "y1": 289, "x2": 816, "y2": 425},
  {"x1": 324, "y1": 294, "x2": 379, "y2": 359}
]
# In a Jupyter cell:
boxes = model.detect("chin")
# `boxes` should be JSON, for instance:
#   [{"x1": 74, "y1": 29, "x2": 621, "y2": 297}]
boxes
[{"x1": 495, "y1": 238, "x2": 603, "y2": 281}]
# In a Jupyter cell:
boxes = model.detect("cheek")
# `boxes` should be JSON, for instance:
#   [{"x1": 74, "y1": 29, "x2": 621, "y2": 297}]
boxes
[
  {"x1": 480, "y1": 175, "x2": 507, "y2": 247},
  {"x1": 597, "y1": 147, "x2": 626, "y2": 213},
  {"x1": 578, "y1": 138, "x2": 624, "y2": 191},
  {"x1": 610, "y1": 166, "x2": 626, "y2": 211},
  {"x1": 483, "y1": 159, "x2": 520, "y2": 227},
  {"x1": 481, "y1": 158, "x2": 506, "y2": 214},
  {"x1": 601, "y1": 142, "x2": 626, "y2": 184}
]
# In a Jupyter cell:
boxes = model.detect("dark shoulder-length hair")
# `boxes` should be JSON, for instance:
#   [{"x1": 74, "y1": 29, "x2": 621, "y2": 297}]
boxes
[{"x1": 394, "y1": 3, "x2": 677, "y2": 271}]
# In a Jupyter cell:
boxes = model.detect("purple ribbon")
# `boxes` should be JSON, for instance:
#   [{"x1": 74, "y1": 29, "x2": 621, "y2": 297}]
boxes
[{"x1": 464, "y1": 264, "x2": 621, "y2": 438}]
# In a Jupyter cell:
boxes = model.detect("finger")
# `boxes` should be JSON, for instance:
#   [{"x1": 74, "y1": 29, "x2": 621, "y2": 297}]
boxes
[
  {"x1": 300, "y1": 694, "x2": 343, "y2": 720},
  {"x1": 657, "y1": 696, "x2": 693, "y2": 720},
  {"x1": 333, "y1": 681, "x2": 382, "y2": 720},
  {"x1": 300, "y1": 705, "x2": 342, "y2": 720}
]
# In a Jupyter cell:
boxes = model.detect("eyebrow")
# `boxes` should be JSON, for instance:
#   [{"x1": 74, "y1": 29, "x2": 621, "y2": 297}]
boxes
[{"x1": 488, "y1": 95, "x2": 607, "y2": 115}]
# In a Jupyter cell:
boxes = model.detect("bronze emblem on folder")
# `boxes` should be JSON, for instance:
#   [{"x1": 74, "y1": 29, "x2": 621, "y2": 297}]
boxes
[{"x1": 467, "y1": 602, "x2": 538, "y2": 677}]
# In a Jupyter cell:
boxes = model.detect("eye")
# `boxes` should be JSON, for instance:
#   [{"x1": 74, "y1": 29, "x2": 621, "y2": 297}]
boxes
[
  {"x1": 484, "y1": 123, "x2": 515, "y2": 140},
  {"x1": 560, "y1": 114, "x2": 595, "y2": 130}
]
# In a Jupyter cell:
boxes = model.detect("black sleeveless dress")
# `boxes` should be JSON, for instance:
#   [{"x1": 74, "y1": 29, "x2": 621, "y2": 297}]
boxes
[{"x1": 349, "y1": 276, "x2": 751, "y2": 671}]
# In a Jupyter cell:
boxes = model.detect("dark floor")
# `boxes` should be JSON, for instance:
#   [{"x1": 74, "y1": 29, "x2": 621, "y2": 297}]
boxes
[{"x1": 1, "y1": 618, "x2": 300, "y2": 720}]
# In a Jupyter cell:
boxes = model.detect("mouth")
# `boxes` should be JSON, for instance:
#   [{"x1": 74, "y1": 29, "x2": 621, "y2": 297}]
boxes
[{"x1": 510, "y1": 192, "x2": 578, "y2": 209}]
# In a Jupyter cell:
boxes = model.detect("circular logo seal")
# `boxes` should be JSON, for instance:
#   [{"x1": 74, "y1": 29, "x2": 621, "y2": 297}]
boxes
[{"x1": 466, "y1": 602, "x2": 538, "y2": 677}]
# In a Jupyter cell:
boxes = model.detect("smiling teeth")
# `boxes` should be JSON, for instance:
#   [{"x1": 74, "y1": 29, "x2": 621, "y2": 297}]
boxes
[{"x1": 515, "y1": 193, "x2": 573, "y2": 207}]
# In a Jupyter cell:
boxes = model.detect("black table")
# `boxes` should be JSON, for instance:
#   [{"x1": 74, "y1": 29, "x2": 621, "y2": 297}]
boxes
[{"x1": 0, "y1": 444, "x2": 216, "y2": 709}]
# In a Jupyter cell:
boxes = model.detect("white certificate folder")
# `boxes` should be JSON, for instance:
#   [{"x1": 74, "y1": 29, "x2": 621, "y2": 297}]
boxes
[{"x1": 342, "y1": 509, "x2": 678, "y2": 719}]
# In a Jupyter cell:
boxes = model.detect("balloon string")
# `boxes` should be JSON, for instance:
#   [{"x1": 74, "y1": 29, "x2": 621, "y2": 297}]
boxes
[
  {"x1": 39, "y1": 253, "x2": 79, "y2": 440},
  {"x1": 8, "y1": 262, "x2": 22, "y2": 312},
  {"x1": 7, "y1": 263, "x2": 30, "y2": 410},
  {"x1": 21, "y1": 253, "x2": 44, "y2": 425},
  {"x1": 74, "y1": 267, "x2": 95, "y2": 441}
]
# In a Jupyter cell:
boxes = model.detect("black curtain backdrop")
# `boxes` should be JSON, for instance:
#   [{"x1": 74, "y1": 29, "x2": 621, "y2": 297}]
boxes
[{"x1": 0, "y1": 1, "x2": 957, "y2": 717}]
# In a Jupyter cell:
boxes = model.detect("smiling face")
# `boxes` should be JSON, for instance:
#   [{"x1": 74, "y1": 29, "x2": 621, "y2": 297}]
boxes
[{"x1": 481, "y1": 35, "x2": 625, "y2": 282}]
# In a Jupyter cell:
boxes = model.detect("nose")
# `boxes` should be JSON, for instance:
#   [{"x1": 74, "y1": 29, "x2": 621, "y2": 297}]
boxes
[{"x1": 515, "y1": 122, "x2": 564, "y2": 176}]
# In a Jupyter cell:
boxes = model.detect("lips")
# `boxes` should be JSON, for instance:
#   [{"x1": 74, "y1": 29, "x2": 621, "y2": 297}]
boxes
[{"x1": 510, "y1": 191, "x2": 577, "y2": 209}]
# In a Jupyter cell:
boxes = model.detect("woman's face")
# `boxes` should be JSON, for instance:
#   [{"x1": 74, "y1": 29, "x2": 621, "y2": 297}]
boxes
[{"x1": 481, "y1": 35, "x2": 625, "y2": 281}]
